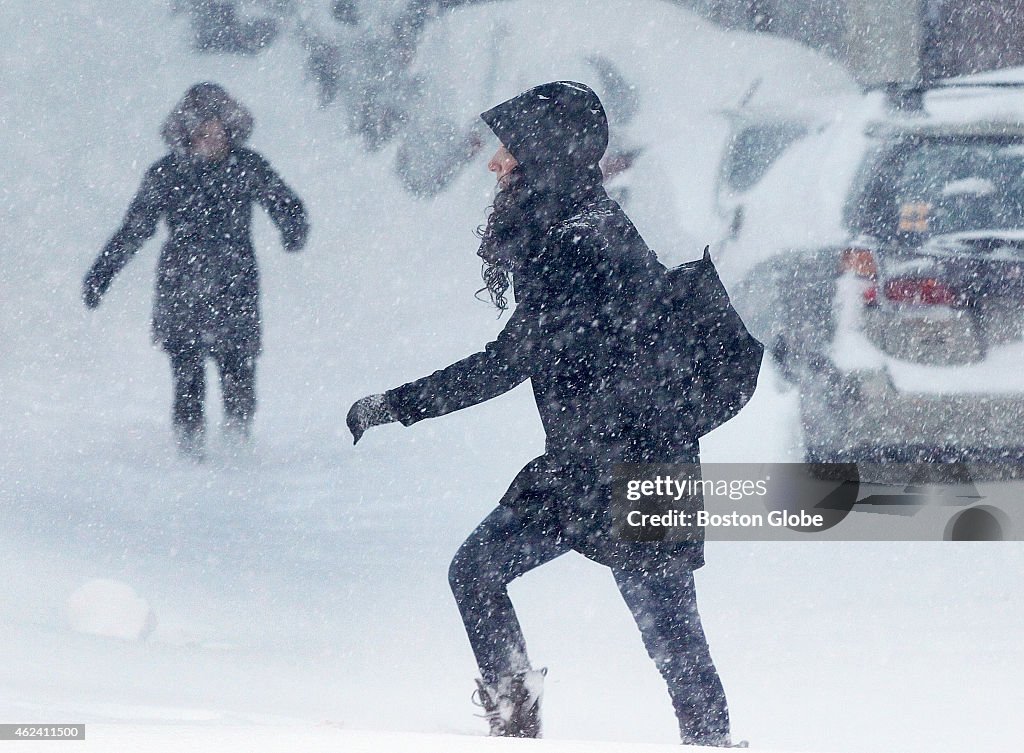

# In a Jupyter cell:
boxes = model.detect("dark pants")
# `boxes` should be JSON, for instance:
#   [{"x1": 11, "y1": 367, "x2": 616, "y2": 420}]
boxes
[
  {"x1": 168, "y1": 345, "x2": 256, "y2": 437},
  {"x1": 449, "y1": 504, "x2": 730, "y2": 745}
]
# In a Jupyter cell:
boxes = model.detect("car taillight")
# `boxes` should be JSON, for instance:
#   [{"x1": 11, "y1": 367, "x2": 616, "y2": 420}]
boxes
[
  {"x1": 839, "y1": 248, "x2": 878, "y2": 278},
  {"x1": 884, "y1": 277, "x2": 959, "y2": 306}
]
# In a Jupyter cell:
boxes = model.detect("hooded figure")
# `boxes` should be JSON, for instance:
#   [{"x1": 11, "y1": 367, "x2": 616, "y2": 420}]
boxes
[
  {"x1": 84, "y1": 83, "x2": 308, "y2": 456},
  {"x1": 346, "y1": 82, "x2": 737, "y2": 746}
]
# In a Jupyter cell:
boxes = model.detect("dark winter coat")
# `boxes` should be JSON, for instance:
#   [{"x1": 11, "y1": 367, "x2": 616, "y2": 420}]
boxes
[
  {"x1": 84, "y1": 85, "x2": 308, "y2": 357},
  {"x1": 386, "y1": 82, "x2": 705, "y2": 570}
]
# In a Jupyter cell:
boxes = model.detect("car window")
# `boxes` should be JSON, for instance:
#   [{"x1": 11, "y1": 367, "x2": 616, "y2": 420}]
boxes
[
  {"x1": 888, "y1": 138, "x2": 1024, "y2": 237},
  {"x1": 847, "y1": 143, "x2": 902, "y2": 238},
  {"x1": 721, "y1": 122, "x2": 808, "y2": 195}
]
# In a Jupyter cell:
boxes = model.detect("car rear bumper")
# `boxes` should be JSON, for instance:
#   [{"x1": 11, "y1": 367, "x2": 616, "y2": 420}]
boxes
[{"x1": 801, "y1": 366, "x2": 1024, "y2": 462}]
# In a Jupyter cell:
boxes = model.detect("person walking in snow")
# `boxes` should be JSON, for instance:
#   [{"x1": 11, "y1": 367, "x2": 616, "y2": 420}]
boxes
[
  {"x1": 347, "y1": 81, "x2": 740, "y2": 746},
  {"x1": 83, "y1": 83, "x2": 309, "y2": 457}
]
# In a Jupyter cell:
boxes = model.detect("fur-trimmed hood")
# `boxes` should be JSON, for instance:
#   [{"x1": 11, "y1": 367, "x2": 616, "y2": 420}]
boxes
[{"x1": 161, "y1": 83, "x2": 254, "y2": 156}]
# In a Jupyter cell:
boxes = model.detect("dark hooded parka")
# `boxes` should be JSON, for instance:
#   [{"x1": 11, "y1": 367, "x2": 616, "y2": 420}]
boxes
[
  {"x1": 84, "y1": 83, "x2": 308, "y2": 357},
  {"x1": 385, "y1": 82, "x2": 703, "y2": 570}
]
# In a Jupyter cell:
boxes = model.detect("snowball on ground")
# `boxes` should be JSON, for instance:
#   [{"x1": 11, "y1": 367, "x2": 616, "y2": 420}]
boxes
[{"x1": 65, "y1": 579, "x2": 157, "y2": 641}]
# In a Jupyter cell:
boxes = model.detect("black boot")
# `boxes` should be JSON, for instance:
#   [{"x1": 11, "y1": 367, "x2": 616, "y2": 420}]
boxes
[{"x1": 472, "y1": 668, "x2": 546, "y2": 738}]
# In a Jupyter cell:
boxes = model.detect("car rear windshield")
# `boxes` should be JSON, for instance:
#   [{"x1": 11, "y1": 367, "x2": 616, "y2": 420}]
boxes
[{"x1": 856, "y1": 137, "x2": 1024, "y2": 239}]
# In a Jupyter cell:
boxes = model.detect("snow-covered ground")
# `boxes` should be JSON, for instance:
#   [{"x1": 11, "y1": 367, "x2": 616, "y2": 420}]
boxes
[
  {"x1": 1, "y1": 2, "x2": 1022, "y2": 752},
  {"x1": 0, "y1": 726, "x2": 759, "y2": 753}
]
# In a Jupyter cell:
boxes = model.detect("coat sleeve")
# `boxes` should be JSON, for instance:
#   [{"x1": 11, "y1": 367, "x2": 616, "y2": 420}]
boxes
[
  {"x1": 250, "y1": 152, "x2": 309, "y2": 252},
  {"x1": 384, "y1": 227, "x2": 602, "y2": 427},
  {"x1": 385, "y1": 298, "x2": 541, "y2": 426},
  {"x1": 84, "y1": 162, "x2": 167, "y2": 299}
]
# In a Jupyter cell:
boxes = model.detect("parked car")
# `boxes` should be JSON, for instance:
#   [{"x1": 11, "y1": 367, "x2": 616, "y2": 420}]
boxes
[
  {"x1": 715, "y1": 75, "x2": 1024, "y2": 465},
  {"x1": 389, "y1": 0, "x2": 855, "y2": 202}
]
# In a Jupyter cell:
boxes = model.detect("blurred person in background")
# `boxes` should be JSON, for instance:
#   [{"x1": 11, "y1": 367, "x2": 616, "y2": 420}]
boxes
[{"x1": 83, "y1": 82, "x2": 308, "y2": 458}]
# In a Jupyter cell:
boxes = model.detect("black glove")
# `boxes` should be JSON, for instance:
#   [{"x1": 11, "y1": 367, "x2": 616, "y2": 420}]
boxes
[
  {"x1": 346, "y1": 393, "x2": 396, "y2": 445},
  {"x1": 83, "y1": 279, "x2": 103, "y2": 309},
  {"x1": 283, "y1": 223, "x2": 308, "y2": 253}
]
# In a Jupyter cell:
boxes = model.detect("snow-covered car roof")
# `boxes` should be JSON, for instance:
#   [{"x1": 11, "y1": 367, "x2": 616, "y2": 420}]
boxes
[
  {"x1": 867, "y1": 76, "x2": 1024, "y2": 138},
  {"x1": 865, "y1": 119, "x2": 1024, "y2": 139},
  {"x1": 713, "y1": 71, "x2": 1024, "y2": 288},
  {"x1": 393, "y1": 0, "x2": 857, "y2": 199}
]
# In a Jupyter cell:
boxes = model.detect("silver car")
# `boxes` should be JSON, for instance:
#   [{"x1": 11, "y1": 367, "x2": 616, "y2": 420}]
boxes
[{"x1": 717, "y1": 82, "x2": 1024, "y2": 467}]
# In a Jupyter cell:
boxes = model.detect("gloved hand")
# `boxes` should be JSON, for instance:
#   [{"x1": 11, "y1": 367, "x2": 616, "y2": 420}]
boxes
[
  {"x1": 283, "y1": 234, "x2": 306, "y2": 253},
  {"x1": 346, "y1": 393, "x2": 396, "y2": 445},
  {"x1": 83, "y1": 279, "x2": 103, "y2": 309},
  {"x1": 283, "y1": 223, "x2": 308, "y2": 253}
]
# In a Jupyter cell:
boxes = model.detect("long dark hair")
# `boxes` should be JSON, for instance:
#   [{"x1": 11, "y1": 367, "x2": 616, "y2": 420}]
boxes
[
  {"x1": 475, "y1": 170, "x2": 527, "y2": 313},
  {"x1": 475, "y1": 167, "x2": 581, "y2": 312}
]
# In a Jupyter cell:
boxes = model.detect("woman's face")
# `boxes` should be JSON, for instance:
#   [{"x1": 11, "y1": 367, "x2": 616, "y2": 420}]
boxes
[
  {"x1": 488, "y1": 144, "x2": 518, "y2": 190},
  {"x1": 190, "y1": 119, "x2": 229, "y2": 160}
]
